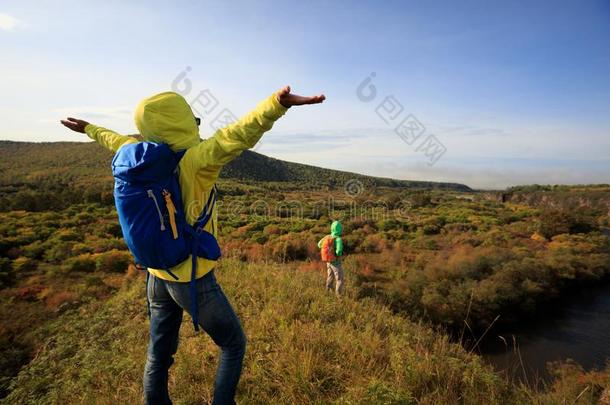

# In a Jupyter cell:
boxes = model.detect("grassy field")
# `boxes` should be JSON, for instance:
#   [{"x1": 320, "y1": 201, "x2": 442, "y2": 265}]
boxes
[
  {"x1": 5, "y1": 259, "x2": 610, "y2": 404},
  {"x1": 2, "y1": 141, "x2": 610, "y2": 403}
]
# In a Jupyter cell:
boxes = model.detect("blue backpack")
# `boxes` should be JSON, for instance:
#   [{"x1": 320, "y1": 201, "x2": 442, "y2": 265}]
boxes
[{"x1": 112, "y1": 141, "x2": 221, "y2": 330}]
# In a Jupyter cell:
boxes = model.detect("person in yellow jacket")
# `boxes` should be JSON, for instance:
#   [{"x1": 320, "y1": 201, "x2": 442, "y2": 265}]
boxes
[{"x1": 61, "y1": 86, "x2": 325, "y2": 405}]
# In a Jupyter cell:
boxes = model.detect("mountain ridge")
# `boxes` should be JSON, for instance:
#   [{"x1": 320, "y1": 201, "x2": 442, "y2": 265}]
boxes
[{"x1": 0, "y1": 140, "x2": 472, "y2": 192}]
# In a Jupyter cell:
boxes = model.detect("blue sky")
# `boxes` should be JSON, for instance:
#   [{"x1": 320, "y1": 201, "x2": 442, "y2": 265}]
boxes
[{"x1": 1, "y1": 0, "x2": 609, "y2": 189}]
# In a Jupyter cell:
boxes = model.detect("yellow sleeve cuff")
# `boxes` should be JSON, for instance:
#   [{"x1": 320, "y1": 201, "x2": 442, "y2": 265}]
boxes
[
  {"x1": 84, "y1": 124, "x2": 98, "y2": 140},
  {"x1": 269, "y1": 93, "x2": 289, "y2": 117}
]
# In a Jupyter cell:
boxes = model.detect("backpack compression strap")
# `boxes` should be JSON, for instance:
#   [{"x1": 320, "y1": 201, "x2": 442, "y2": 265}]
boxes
[{"x1": 188, "y1": 185, "x2": 218, "y2": 331}]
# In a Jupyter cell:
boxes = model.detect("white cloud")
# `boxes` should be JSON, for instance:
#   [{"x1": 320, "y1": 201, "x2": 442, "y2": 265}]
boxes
[
  {"x1": 0, "y1": 13, "x2": 23, "y2": 31},
  {"x1": 53, "y1": 106, "x2": 132, "y2": 121}
]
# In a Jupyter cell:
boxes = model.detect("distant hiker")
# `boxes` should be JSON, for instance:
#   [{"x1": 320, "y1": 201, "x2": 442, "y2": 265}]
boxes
[
  {"x1": 61, "y1": 86, "x2": 325, "y2": 405},
  {"x1": 318, "y1": 220, "x2": 344, "y2": 296}
]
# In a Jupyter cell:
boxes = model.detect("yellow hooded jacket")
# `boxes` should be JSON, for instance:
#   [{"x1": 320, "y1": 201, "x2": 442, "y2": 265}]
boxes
[{"x1": 85, "y1": 92, "x2": 288, "y2": 281}]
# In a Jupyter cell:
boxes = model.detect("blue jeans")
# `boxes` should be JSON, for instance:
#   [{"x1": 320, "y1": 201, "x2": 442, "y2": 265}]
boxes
[{"x1": 143, "y1": 271, "x2": 246, "y2": 405}]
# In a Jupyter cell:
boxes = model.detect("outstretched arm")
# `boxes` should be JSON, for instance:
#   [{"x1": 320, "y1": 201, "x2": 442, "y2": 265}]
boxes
[
  {"x1": 187, "y1": 86, "x2": 325, "y2": 179},
  {"x1": 60, "y1": 118, "x2": 137, "y2": 152}
]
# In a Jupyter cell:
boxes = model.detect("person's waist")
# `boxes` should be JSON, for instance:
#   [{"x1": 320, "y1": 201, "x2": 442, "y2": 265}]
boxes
[
  {"x1": 198, "y1": 269, "x2": 217, "y2": 286},
  {"x1": 149, "y1": 263, "x2": 216, "y2": 283},
  {"x1": 158, "y1": 268, "x2": 215, "y2": 283}
]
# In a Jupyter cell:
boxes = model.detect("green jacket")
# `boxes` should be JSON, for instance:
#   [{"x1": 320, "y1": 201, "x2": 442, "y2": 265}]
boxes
[{"x1": 318, "y1": 220, "x2": 344, "y2": 260}]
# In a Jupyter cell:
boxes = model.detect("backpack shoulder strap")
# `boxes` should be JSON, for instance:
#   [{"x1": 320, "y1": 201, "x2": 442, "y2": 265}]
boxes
[
  {"x1": 173, "y1": 150, "x2": 187, "y2": 176},
  {"x1": 175, "y1": 150, "x2": 187, "y2": 161},
  {"x1": 193, "y1": 185, "x2": 218, "y2": 231}
]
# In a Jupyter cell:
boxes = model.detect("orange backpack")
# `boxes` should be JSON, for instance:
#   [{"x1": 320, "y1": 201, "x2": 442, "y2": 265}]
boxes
[{"x1": 320, "y1": 236, "x2": 336, "y2": 262}]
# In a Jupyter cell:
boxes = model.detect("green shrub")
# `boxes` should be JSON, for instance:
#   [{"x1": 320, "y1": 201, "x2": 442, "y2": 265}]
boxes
[
  {"x1": 250, "y1": 232, "x2": 268, "y2": 245},
  {"x1": 270, "y1": 235, "x2": 309, "y2": 261},
  {"x1": 74, "y1": 212, "x2": 96, "y2": 225},
  {"x1": 95, "y1": 250, "x2": 131, "y2": 273},
  {"x1": 0, "y1": 258, "x2": 13, "y2": 288},
  {"x1": 43, "y1": 242, "x2": 73, "y2": 263},
  {"x1": 53, "y1": 229, "x2": 83, "y2": 242},
  {"x1": 63, "y1": 254, "x2": 97, "y2": 273},
  {"x1": 410, "y1": 192, "x2": 432, "y2": 208},
  {"x1": 536, "y1": 209, "x2": 594, "y2": 238},
  {"x1": 102, "y1": 223, "x2": 123, "y2": 238},
  {"x1": 22, "y1": 241, "x2": 45, "y2": 260},
  {"x1": 12, "y1": 257, "x2": 37, "y2": 272},
  {"x1": 361, "y1": 381, "x2": 416, "y2": 404},
  {"x1": 422, "y1": 224, "x2": 440, "y2": 235},
  {"x1": 378, "y1": 219, "x2": 402, "y2": 231}
]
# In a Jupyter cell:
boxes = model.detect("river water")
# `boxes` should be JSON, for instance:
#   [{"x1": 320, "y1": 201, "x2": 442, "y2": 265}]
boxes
[{"x1": 481, "y1": 229, "x2": 610, "y2": 383}]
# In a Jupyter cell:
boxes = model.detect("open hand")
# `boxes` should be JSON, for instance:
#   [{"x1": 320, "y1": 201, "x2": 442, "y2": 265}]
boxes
[
  {"x1": 60, "y1": 117, "x2": 90, "y2": 133},
  {"x1": 276, "y1": 86, "x2": 325, "y2": 108}
]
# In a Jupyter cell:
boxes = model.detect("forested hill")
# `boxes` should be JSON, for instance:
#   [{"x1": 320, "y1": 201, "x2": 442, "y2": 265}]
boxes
[
  {"x1": 221, "y1": 145, "x2": 471, "y2": 191},
  {"x1": 0, "y1": 141, "x2": 471, "y2": 211}
]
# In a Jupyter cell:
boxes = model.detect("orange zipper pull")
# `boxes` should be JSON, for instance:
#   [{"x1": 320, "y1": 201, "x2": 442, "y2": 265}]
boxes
[{"x1": 162, "y1": 190, "x2": 179, "y2": 239}]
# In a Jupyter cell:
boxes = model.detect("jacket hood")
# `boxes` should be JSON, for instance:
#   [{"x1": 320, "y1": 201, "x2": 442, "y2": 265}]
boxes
[
  {"x1": 134, "y1": 91, "x2": 200, "y2": 151},
  {"x1": 331, "y1": 220, "x2": 342, "y2": 237}
]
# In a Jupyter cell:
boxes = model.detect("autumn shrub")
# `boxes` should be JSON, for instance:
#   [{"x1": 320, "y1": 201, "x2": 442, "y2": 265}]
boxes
[
  {"x1": 480, "y1": 228, "x2": 511, "y2": 247},
  {"x1": 269, "y1": 234, "x2": 309, "y2": 261},
  {"x1": 287, "y1": 220, "x2": 313, "y2": 233},
  {"x1": 359, "y1": 234, "x2": 388, "y2": 253},
  {"x1": 46, "y1": 290, "x2": 79, "y2": 311},
  {"x1": 538, "y1": 361, "x2": 608, "y2": 404},
  {"x1": 399, "y1": 235, "x2": 610, "y2": 331},
  {"x1": 443, "y1": 223, "x2": 475, "y2": 233},
  {"x1": 348, "y1": 217, "x2": 375, "y2": 230},
  {"x1": 95, "y1": 250, "x2": 131, "y2": 273},
  {"x1": 5, "y1": 247, "x2": 23, "y2": 259},
  {"x1": 22, "y1": 241, "x2": 45, "y2": 260},
  {"x1": 71, "y1": 241, "x2": 94, "y2": 255},
  {"x1": 63, "y1": 254, "x2": 97, "y2": 273},
  {"x1": 378, "y1": 218, "x2": 402, "y2": 231},
  {"x1": 12, "y1": 257, "x2": 37, "y2": 272},
  {"x1": 233, "y1": 224, "x2": 249, "y2": 238},
  {"x1": 351, "y1": 255, "x2": 380, "y2": 279},
  {"x1": 382, "y1": 229, "x2": 405, "y2": 241},
  {"x1": 89, "y1": 237, "x2": 127, "y2": 253},
  {"x1": 497, "y1": 210, "x2": 524, "y2": 225},
  {"x1": 39, "y1": 211, "x2": 61, "y2": 223},
  {"x1": 15, "y1": 285, "x2": 45, "y2": 301},
  {"x1": 410, "y1": 192, "x2": 432, "y2": 208},
  {"x1": 305, "y1": 238, "x2": 320, "y2": 259},
  {"x1": 422, "y1": 224, "x2": 440, "y2": 235},
  {"x1": 263, "y1": 224, "x2": 280, "y2": 236},
  {"x1": 74, "y1": 212, "x2": 96, "y2": 225},
  {"x1": 0, "y1": 258, "x2": 13, "y2": 288},
  {"x1": 377, "y1": 243, "x2": 405, "y2": 269},
  {"x1": 43, "y1": 241, "x2": 74, "y2": 263},
  {"x1": 536, "y1": 210, "x2": 570, "y2": 239},
  {"x1": 222, "y1": 240, "x2": 248, "y2": 261},
  {"x1": 249, "y1": 232, "x2": 268, "y2": 245},
  {"x1": 244, "y1": 244, "x2": 266, "y2": 262},
  {"x1": 246, "y1": 220, "x2": 270, "y2": 234},
  {"x1": 102, "y1": 222, "x2": 123, "y2": 238},
  {"x1": 53, "y1": 229, "x2": 83, "y2": 242},
  {"x1": 410, "y1": 234, "x2": 439, "y2": 250}
]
